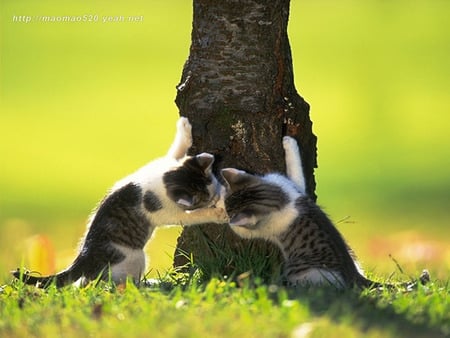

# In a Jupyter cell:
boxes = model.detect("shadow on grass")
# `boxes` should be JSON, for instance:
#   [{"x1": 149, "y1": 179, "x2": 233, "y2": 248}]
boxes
[
  {"x1": 169, "y1": 226, "x2": 448, "y2": 337},
  {"x1": 287, "y1": 286, "x2": 447, "y2": 338}
]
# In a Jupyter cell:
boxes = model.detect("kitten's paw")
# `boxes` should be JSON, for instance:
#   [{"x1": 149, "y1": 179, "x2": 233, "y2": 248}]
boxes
[
  {"x1": 185, "y1": 206, "x2": 229, "y2": 224},
  {"x1": 283, "y1": 136, "x2": 299, "y2": 152},
  {"x1": 419, "y1": 269, "x2": 430, "y2": 285},
  {"x1": 214, "y1": 194, "x2": 226, "y2": 211},
  {"x1": 177, "y1": 117, "x2": 193, "y2": 147},
  {"x1": 215, "y1": 207, "x2": 230, "y2": 223}
]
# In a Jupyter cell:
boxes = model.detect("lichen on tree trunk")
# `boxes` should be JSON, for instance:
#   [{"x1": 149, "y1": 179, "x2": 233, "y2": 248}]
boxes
[{"x1": 173, "y1": 0, "x2": 317, "y2": 280}]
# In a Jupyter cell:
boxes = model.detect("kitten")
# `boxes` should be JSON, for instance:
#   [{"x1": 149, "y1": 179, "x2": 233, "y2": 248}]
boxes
[
  {"x1": 13, "y1": 117, "x2": 228, "y2": 288},
  {"x1": 221, "y1": 137, "x2": 429, "y2": 288}
]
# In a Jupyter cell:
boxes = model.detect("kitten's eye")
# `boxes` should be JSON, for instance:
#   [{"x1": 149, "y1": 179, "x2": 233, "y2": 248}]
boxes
[
  {"x1": 174, "y1": 192, "x2": 196, "y2": 209},
  {"x1": 177, "y1": 197, "x2": 193, "y2": 208}
]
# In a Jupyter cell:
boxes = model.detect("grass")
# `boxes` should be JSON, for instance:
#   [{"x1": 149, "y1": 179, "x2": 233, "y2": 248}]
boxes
[
  {"x1": 1, "y1": 272, "x2": 449, "y2": 338},
  {"x1": 0, "y1": 0, "x2": 449, "y2": 337}
]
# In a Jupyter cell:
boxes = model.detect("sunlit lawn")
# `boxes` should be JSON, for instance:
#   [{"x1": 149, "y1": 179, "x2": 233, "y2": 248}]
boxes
[{"x1": 1, "y1": 0, "x2": 449, "y2": 285}]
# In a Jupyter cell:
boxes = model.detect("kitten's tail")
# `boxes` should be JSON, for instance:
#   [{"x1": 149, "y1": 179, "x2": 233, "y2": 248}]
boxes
[
  {"x1": 12, "y1": 255, "x2": 95, "y2": 288},
  {"x1": 356, "y1": 269, "x2": 430, "y2": 290}
]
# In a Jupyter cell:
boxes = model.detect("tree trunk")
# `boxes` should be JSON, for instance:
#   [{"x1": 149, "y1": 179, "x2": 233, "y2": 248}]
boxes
[{"x1": 173, "y1": 0, "x2": 317, "y2": 281}]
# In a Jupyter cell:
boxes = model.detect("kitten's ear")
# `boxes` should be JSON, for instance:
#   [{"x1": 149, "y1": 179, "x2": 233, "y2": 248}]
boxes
[
  {"x1": 196, "y1": 153, "x2": 214, "y2": 174},
  {"x1": 221, "y1": 168, "x2": 254, "y2": 191}
]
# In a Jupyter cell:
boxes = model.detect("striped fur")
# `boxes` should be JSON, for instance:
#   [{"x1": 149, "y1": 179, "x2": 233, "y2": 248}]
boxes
[
  {"x1": 222, "y1": 137, "x2": 429, "y2": 289},
  {"x1": 222, "y1": 168, "x2": 363, "y2": 288},
  {"x1": 280, "y1": 196, "x2": 366, "y2": 287}
]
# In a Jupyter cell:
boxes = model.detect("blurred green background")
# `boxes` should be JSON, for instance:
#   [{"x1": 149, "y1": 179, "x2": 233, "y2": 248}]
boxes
[{"x1": 1, "y1": 1, "x2": 449, "y2": 282}]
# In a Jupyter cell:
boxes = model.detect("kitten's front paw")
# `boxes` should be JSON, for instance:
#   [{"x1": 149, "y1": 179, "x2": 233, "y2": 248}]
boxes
[
  {"x1": 177, "y1": 117, "x2": 193, "y2": 147},
  {"x1": 283, "y1": 136, "x2": 299, "y2": 152},
  {"x1": 213, "y1": 207, "x2": 229, "y2": 223},
  {"x1": 214, "y1": 195, "x2": 226, "y2": 211},
  {"x1": 185, "y1": 206, "x2": 229, "y2": 224}
]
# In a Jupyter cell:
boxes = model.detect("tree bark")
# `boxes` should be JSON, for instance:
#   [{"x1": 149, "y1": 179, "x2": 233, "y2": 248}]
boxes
[{"x1": 173, "y1": 0, "x2": 317, "y2": 280}]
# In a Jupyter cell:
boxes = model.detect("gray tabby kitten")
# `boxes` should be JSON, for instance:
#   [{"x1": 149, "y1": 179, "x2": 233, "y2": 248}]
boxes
[
  {"x1": 221, "y1": 137, "x2": 429, "y2": 288},
  {"x1": 13, "y1": 117, "x2": 228, "y2": 288}
]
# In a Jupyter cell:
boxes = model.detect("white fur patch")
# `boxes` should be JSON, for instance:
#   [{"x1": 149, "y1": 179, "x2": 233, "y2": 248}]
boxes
[
  {"x1": 282, "y1": 136, "x2": 306, "y2": 194},
  {"x1": 259, "y1": 204, "x2": 299, "y2": 247},
  {"x1": 110, "y1": 244, "x2": 146, "y2": 284},
  {"x1": 229, "y1": 214, "x2": 258, "y2": 227},
  {"x1": 264, "y1": 173, "x2": 300, "y2": 201},
  {"x1": 230, "y1": 201, "x2": 299, "y2": 246},
  {"x1": 288, "y1": 268, "x2": 346, "y2": 288},
  {"x1": 167, "y1": 116, "x2": 192, "y2": 160}
]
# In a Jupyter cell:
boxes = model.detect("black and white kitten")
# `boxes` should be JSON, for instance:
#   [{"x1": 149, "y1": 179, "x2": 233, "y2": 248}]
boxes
[
  {"x1": 13, "y1": 117, "x2": 228, "y2": 288},
  {"x1": 221, "y1": 137, "x2": 429, "y2": 288}
]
